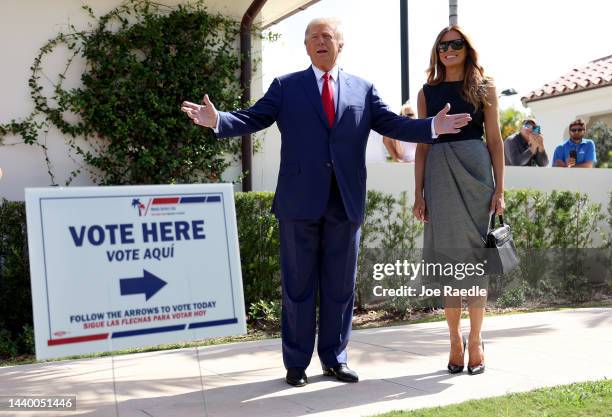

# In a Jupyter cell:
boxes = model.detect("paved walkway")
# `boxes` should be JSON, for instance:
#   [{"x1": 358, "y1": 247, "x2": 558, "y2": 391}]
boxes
[{"x1": 1, "y1": 308, "x2": 611, "y2": 417}]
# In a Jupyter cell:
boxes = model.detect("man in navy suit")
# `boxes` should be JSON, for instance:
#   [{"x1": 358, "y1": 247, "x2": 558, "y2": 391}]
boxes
[{"x1": 182, "y1": 17, "x2": 471, "y2": 387}]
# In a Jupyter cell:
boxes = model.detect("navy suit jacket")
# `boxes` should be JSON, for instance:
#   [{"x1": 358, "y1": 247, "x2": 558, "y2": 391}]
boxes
[{"x1": 216, "y1": 67, "x2": 434, "y2": 223}]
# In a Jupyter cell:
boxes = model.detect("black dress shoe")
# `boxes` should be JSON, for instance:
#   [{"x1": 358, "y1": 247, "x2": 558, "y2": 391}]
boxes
[
  {"x1": 447, "y1": 335, "x2": 467, "y2": 374},
  {"x1": 468, "y1": 341, "x2": 485, "y2": 375},
  {"x1": 286, "y1": 367, "x2": 308, "y2": 387},
  {"x1": 322, "y1": 363, "x2": 359, "y2": 383}
]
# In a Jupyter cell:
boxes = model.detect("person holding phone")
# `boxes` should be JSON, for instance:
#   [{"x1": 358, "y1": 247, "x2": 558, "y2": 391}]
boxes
[
  {"x1": 552, "y1": 119, "x2": 597, "y2": 168},
  {"x1": 504, "y1": 118, "x2": 548, "y2": 166}
]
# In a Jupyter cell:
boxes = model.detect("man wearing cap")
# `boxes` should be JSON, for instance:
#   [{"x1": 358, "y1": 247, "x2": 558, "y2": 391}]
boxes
[{"x1": 504, "y1": 119, "x2": 549, "y2": 166}]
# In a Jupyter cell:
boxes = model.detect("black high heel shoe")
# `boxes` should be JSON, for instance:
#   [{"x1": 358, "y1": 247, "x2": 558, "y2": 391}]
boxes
[
  {"x1": 468, "y1": 341, "x2": 485, "y2": 375},
  {"x1": 447, "y1": 335, "x2": 467, "y2": 374}
]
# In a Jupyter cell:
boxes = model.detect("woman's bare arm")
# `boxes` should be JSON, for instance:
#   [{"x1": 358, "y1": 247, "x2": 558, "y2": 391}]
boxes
[{"x1": 483, "y1": 82, "x2": 505, "y2": 214}]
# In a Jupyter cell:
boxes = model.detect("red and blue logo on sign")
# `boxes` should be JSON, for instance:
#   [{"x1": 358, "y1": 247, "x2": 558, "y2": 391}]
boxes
[{"x1": 131, "y1": 195, "x2": 221, "y2": 216}]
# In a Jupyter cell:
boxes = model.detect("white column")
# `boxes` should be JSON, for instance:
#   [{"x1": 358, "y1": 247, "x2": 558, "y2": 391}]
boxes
[{"x1": 449, "y1": 0, "x2": 458, "y2": 26}]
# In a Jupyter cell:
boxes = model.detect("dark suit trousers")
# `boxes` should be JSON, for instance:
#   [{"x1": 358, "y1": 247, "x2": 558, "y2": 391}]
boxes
[{"x1": 279, "y1": 174, "x2": 360, "y2": 369}]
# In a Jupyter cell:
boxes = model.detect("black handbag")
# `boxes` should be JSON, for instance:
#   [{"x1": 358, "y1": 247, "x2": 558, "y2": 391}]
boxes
[{"x1": 485, "y1": 214, "x2": 519, "y2": 274}]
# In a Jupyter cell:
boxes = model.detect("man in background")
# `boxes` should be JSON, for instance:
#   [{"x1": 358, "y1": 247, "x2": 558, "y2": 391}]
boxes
[
  {"x1": 504, "y1": 119, "x2": 548, "y2": 166},
  {"x1": 552, "y1": 118, "x2": 597, "y2": 168}
]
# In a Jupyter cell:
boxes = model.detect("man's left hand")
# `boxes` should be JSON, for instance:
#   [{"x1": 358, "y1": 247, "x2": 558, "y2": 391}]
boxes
[{"x1": 433, "y1": 103, "x2": 472, "y2": 135}]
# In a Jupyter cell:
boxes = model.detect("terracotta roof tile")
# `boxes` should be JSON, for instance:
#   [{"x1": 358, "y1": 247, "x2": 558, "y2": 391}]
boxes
[{"x1": 522, "y1": 55, "x2": 612, "y2": 103}]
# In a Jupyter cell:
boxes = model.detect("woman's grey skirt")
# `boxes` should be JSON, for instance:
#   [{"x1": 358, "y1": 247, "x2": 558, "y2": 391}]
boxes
[{"x1": 422, "y1": 139, "x2": 494, "y2": 299}]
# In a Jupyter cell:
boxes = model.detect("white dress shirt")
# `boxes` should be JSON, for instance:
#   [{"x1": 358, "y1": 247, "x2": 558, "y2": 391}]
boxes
[
  {"x1": 309, "y1": 64, "x2": 437, "y2": 138},
  {"x1": 311, "y1": 64, "x2": 339, "y2": 109}
]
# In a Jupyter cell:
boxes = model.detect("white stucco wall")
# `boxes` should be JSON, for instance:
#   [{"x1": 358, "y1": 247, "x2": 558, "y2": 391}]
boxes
[
  {"x1": 365, "y1": 163, "x2": 611, "y2": 209},
  {"x1": 0, "y1": 0, "x2": 262, "y2": 201},
  {"x1": 365, "y1": 162, "x2": 611, "y2": 246},
  {"x1": 525, "y1": 86, "x2": 612, "y2": 162},
  {"x1": 250, "y1": 37, "x2": 281, "y2": 193}
]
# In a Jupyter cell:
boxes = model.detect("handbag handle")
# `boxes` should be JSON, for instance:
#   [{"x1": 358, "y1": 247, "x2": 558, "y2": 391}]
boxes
[{"x1": 489, "y1": 213, "x2": 505, "y2": 230}]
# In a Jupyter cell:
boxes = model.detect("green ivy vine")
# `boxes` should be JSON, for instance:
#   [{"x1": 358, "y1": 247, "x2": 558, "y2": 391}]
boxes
[{"x1": 0, "y1": 0, "x2": 274, "y2": 185}]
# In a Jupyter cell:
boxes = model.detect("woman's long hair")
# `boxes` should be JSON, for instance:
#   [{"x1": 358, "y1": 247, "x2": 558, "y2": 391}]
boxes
[{"x1": 426, "y1": 25, "x2": 490, "y2": 110}]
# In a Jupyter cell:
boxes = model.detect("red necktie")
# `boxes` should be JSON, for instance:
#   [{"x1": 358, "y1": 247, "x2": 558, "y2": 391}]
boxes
[{"x1": 321, "y1": 72, "x2": 335, "y2": 127}]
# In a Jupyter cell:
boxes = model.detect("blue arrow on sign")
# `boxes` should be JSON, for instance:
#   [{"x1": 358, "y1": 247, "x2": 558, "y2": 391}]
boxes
[{"x1": 120, "y1": 270, "x2": 167, "y2": 301}]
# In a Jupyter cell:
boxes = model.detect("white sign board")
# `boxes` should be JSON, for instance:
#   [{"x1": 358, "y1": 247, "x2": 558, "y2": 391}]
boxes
[{"x1": 25, "y1": 184, "x2": 246, "y2": 360}]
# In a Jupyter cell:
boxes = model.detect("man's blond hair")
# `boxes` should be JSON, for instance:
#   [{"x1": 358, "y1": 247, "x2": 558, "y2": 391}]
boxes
[{"x1": 304, "y1": 17, "x2": 344, "y2": 43}]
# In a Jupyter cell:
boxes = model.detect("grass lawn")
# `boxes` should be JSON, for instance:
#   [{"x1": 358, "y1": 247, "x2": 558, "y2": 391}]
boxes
[{"x1": 372, "y1": 379, "x2": 612, "y2": 417}]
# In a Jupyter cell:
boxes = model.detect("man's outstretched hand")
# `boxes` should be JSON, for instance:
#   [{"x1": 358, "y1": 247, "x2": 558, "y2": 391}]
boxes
[
  {"x1": 433, "y1": 103, "x2": 472, "y2": 135},
  {"x1": 181, "y1": 94, "x2": 218, "y2": 128}
]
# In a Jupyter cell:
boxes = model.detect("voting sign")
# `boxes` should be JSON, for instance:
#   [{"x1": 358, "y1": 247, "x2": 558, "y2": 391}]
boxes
[{"x1": 25, "y1": 184, "x2": 246, "y2": 360}]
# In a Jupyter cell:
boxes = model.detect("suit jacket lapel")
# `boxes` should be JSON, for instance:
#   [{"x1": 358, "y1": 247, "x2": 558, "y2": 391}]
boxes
[
  {"x1": 301, "y1": 68, "x2": 329, "y2": 128},
  {"x1": 334, "y1": 70, "x2": 350, "y2": 129}
]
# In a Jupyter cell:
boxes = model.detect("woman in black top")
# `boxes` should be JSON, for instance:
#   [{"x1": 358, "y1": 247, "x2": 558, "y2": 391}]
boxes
[{"x1": 413, "y1": 26, "x2": 505, "y2": 375}]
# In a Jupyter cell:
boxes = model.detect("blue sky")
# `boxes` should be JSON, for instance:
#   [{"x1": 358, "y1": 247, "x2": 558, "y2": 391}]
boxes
[{"x1": 262, "y1": 0, "x2": 612, "y2": 113}]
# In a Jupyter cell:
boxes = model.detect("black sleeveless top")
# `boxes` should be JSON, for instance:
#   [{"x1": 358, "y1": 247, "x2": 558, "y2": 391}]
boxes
[{"x1": 423, "y1": 81, "x2": 484, "y2": 143}]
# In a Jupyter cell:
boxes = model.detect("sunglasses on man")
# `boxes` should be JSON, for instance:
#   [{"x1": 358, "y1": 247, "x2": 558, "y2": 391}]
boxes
[
  {"x1": 437, "y1": 39, "x2": 465, "y2": 52},
  {"x1": 570, "y1": 127, "x2": 585, "y2": 133}
]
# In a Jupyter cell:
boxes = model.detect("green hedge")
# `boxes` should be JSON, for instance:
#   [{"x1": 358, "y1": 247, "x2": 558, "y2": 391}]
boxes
[
  {"x1": 234, "y1": 192, "x2": 281, "y2": 312},
  {"x1": 0, "y1": 189, "x2": 609, "y2": 358},
  {"x1": 504, "y1": 189, "x2": 604, "y2": 249},
  {"x1": 0, "y1": 201, "x2": 33, "y2": 357}
]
